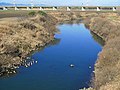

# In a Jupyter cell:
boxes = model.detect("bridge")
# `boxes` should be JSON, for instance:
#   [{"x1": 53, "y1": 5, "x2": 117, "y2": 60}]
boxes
[{"x1": 0, "y1": 6, "x2": 120, "y2": 11}]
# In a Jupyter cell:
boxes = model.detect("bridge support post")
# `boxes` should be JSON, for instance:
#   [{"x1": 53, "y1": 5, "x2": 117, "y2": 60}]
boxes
[
  {"x1": 67, "y1": 7, "x2": 71, "y2": 11},
  {"x1": 97, "y1": 7, "x2": 100, "y2": 11},
  {"x1": 53, "y1": 7, "x2": 57, "y2": 10},
  {"x1": 40, "y1": 7, "x2": 43, "y2": 10},
  {"x1": 15, "y1": 7, "x2": 19, "y2": 10},
  {"x1": 81, "y1": 7, "x2": 85, "y2": 11},
  {"x1": 3, "y1": 7, "x2": 7, "y2": 10},
  {"x1": 113, "y1": 7, "x2": 116, "y2": 11},
  {"x1": 27, "y1": 7, "x2": 31, "y2": 10}
]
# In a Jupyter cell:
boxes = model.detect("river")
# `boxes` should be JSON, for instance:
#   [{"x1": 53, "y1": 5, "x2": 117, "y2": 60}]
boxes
[{"x1": 0, "y1": 23, "x2": 103, "y2": 90}]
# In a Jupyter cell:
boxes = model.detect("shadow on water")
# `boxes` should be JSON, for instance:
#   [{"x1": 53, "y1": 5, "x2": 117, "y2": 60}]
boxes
[
  {"x1": 90, "y1": 31, "x2": 105, "y2": 46},
  {"x1": 61, "y1": 20, "x2": 105, "y2": 47},
  {"x1": 0, "y1": 38, "x2": 61, "y2": 78}
]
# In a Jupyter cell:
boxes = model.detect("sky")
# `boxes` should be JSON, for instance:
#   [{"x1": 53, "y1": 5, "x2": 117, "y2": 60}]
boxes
[{"x1": 0, "y1": 0, "x2": 120, "y2": 6}]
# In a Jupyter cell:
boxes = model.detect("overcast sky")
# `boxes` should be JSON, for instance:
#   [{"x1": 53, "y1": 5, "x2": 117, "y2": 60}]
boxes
[{"x1": 1, "y1": 0, "x2": 120, "y2": 6}]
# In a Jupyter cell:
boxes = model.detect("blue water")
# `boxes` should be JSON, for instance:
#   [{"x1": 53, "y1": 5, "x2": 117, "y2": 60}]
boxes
[{"x1": 0, "y1": 23, "x2": 102, "y2": 90}]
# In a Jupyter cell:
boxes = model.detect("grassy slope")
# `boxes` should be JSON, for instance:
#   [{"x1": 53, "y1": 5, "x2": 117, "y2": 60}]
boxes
[
  {"x1": 87, "y1": 13, "x2": 120, "y2": 90},
  {"x1": 0, "y1": 11, "x2": 58, "y2": 70}
]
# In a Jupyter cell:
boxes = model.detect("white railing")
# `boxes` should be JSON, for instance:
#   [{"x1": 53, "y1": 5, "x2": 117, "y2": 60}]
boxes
[{"x1": 0, "y1": 6, "x2": 118, "y2": 11}]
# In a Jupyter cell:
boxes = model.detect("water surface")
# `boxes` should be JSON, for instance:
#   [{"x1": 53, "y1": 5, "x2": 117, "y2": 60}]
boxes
[{"x1": 0, "y1": 23, "x2": 103, "y2": 90}]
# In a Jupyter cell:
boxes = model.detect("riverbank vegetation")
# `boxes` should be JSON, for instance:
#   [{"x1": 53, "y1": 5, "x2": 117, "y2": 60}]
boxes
[
  {"x1": 0, "y1": 11, "x2": 120, "y2": 90},
  {"x1": 85, "y1": 13, "x2": 120, "y2": 90},
  {"x1": 0, "y1": 11, "x2": 58, "y2": 76}
]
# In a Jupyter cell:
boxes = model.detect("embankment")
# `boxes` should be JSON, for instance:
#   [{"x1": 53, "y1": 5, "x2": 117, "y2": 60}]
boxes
[
  {"x1": 85, "y1": 13, "x2": 120, "y2": 90},
  {"x1": 0, "y1": 12, "x2": 58, "y2": 75}
]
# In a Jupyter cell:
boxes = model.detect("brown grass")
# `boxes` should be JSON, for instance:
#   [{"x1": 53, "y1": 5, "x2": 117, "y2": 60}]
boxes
[
  {"x1": 0, "y1": 10, "x2": 31, "y2": 18},
  {"x1": 0, "y1": 12, "x2": 58, "y2": 70},
  {"x1": 85, "y1": 13, "x2": 120, "y2": 90}
]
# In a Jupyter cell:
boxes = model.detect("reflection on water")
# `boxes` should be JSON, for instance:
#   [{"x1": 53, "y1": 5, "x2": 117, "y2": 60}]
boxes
[
  {"x1": 91, "y1": 31, "x2": 105, "y2": 46},
  {"x1": 0, "y1": 38, "x2": 61, "y2": 78},
  {"x1": 44, "y1": 38, "x2": 61, "y2": 48},
  {"x1": 60, "y1": 20, "x2": 105, "y2": 47}
]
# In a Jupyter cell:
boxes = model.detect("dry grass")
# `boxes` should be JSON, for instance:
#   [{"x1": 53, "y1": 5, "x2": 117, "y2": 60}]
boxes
[
  {"x1": 85, "y1": 13, "x2": 120, "y2": 90},
  {"x1": 0, "y1": 10, "x2": 31, "y2": 18},
  {"x1": 0, "y1": 12, "x2": 58, "y2": 69}
]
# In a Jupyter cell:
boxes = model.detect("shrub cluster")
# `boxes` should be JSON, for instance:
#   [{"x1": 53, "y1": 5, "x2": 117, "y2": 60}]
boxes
[{"x1": 28, "y1": 11, "x2": 47, "y2": 16}]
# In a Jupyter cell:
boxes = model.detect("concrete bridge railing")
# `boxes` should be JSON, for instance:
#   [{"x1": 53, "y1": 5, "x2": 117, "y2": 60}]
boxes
[{"x1": 0, "y1": 6, "x2": 119, "y2": 11}]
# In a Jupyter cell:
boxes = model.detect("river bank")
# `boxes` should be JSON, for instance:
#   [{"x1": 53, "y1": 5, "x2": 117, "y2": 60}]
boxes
[
  {"x1": 0, "y1": 11, "x2": 58, "y2": 76},
  {"x1": 85, "y1": 13, "x2": 120, "y2": 90},
  {"x1": 0, "y1": 11, "x2": 120, "y2": 90}
]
